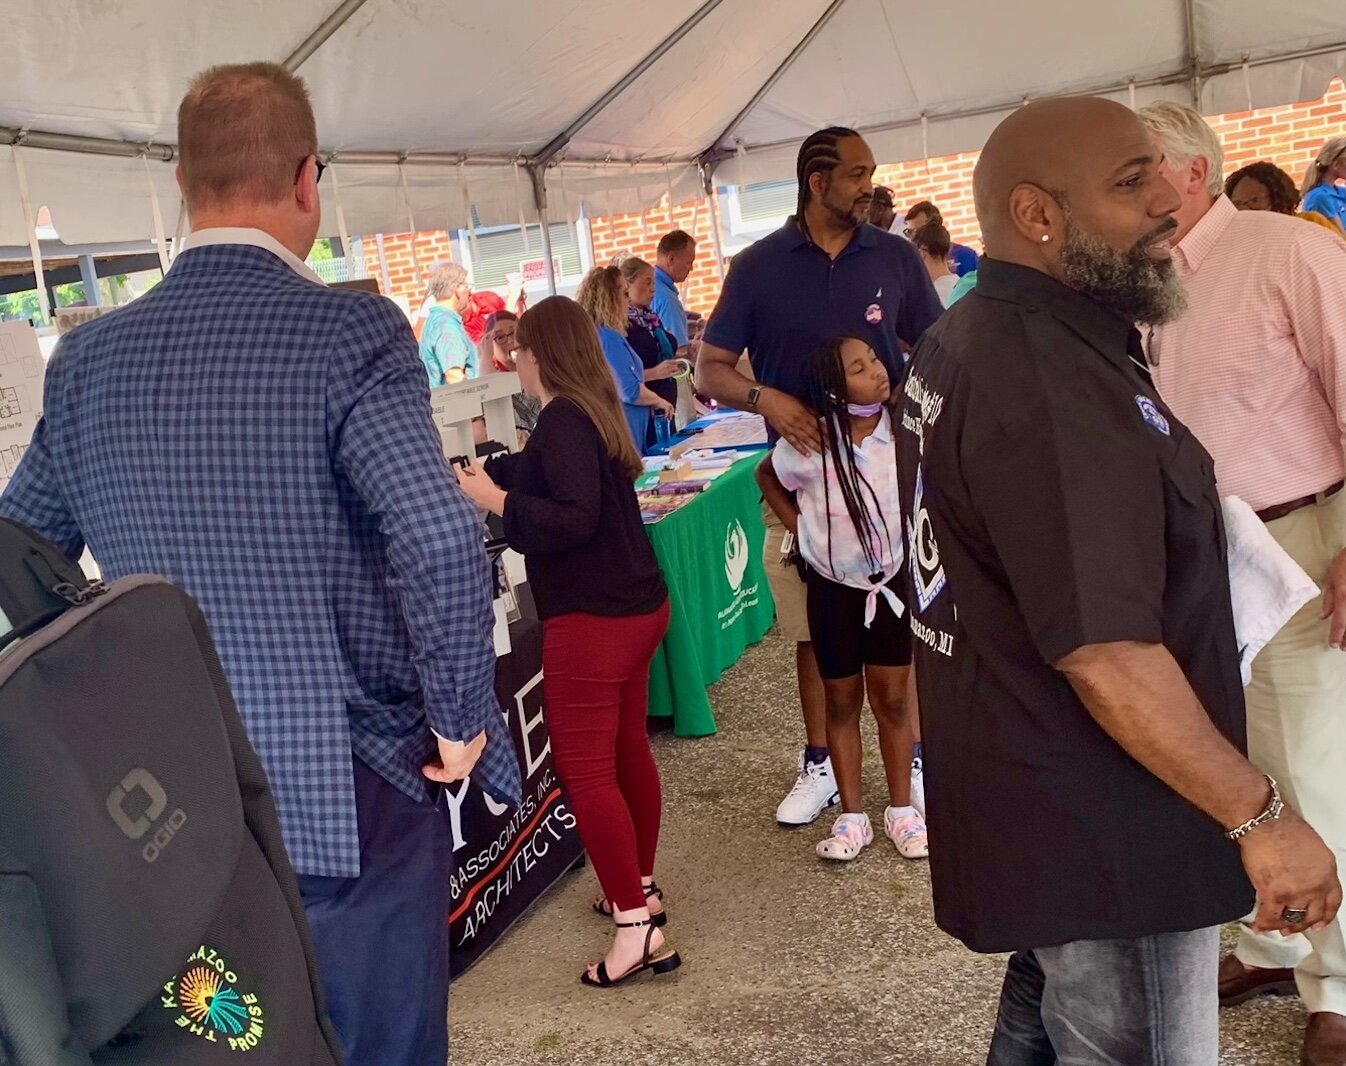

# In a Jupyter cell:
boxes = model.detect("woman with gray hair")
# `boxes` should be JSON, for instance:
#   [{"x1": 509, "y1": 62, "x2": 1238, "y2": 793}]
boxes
[
  {"x1": 1300, "y1": 137, "x2": 1346, "y2": 234},
  {"x1": 418, "y1": 261, "x2": 477, "y2": 387}
]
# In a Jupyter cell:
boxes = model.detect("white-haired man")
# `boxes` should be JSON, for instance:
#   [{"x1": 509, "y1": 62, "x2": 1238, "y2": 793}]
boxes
[
  {"x1": 419, "y1": 260, "x2": 479, "y2": 385},
  {"x1": 1140, "y1": 99, "x2": 1346, "y2": 1066}
]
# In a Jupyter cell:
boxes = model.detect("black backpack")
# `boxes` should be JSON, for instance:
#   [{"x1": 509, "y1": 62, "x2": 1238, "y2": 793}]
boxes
[{"x1": 0, "y1": 520, "x2": 342, "y2": 1064}]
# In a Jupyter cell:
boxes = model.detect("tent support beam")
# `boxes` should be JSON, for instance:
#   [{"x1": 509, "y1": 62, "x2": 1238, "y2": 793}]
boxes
[
  {"x1": 700, "y1": 164, "x2": 727, "y2": 282},
  {"x1": 699, "y1": 0, "x2": 850, "y2": 173},
  {"x1": 725, "y1": 40, "x2": 1346, "y2": 162},
  {"x1": 0, "y1": 128, "x2": 177, "y2": 161},
  {"x1": 283, "y1": 0, "x2": 374, "y2": 72},
  {"x1": 531, "y1": 0, "x2": 729, "y2": 169},
  {"x1": 0, "y1": 129, "x2": 702, "y2": 170},
  {"x1": 528, "y1": 165, "x2": 558, "y2": 296},
  {"x1": 1182, "y1": 0, "x2": 1202, "y2": 107},
  {"x1": 3, "y1": 33, "x2": 1343, "y2": 179}
]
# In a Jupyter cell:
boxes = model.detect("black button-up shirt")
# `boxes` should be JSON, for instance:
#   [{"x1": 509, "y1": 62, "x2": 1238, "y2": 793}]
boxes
[{"x1": 897, "y1": 258, "x2": 1253, "y2": 952}]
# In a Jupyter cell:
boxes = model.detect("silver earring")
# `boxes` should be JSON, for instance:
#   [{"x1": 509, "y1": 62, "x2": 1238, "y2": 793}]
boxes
[{"x1": 1041, "y1": 234, "x2": 1051, "y2": 243}]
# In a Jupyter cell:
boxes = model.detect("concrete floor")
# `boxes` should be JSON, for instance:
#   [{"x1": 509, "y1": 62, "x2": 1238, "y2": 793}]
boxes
[{"x1": 450, "y1": 630, "x2": 1308, "y2": 1065}]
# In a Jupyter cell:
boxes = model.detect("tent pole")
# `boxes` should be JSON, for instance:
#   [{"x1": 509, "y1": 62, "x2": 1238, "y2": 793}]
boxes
[
  {"x1": 532, "y1": 0, "x2": 728, "y2": 168},
  {"x1": 11, "y1": 146, "x2": 50, "y2": 324},
  {"x1": 1182, "y1": 0, "x2": 1203, "y2": 107},
  {"x1": 699, "y1": 0, "x2": 850, "y2": 167},
  {"x1": 283, "y1": 0, "x2": 373, "y2": 72},
  {"x1": 701, "y1": 165, "x2": 727, "y2": 283},
  {"x1": 529, "y1": 165, "x2": 559, "y2": 296}
]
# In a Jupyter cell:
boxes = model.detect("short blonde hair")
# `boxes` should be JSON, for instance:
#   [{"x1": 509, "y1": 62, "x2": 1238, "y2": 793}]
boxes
[
  {"x1": 1135, "y1": 102, "x2": 1225, "y2": 197},
  {"x1": 177, "y1": 62, "x2": 318, "y2": 210},
  {"x1": 617, "y1": 255, "x2": 653, "y2": 288},
  {"x1": 427, "y1": 261, "x2": 468, "y2": 300},
  {"x1": 576, "y1": 265, "x2": 628, "y2": 333}
]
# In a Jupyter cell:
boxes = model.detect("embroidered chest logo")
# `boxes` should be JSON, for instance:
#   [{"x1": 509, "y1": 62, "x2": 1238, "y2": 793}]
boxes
[
  {"x1": 1135, "y1": 395, "x2": 1170, "y2": 436},
  {"x1": 162, "y1": 945, "x2": 266, "y2": 1052},
  {"x1": 865, "y1": 287, "x2": 884, "y2": 325},
  {"x1": 725, "y1": 520, "x2": 750, "y2": 592},
  {"x1": 906, "y1": 466, "x2": 947, "y2": 612}
]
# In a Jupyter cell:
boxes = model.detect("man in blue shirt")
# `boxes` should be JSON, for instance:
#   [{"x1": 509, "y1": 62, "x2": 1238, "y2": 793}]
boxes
[
  {"x1": 696, "y1": 125, "x2": 943, "y2": 830},
  {"x1": 903, "y1": 200, "x2": 980, "y2": 276},
  {"x1": 652, "y1": 229, "x2": 696, "y2": 350}
]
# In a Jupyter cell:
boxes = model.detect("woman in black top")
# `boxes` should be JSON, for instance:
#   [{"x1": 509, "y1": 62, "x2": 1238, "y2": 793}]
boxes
[
  {"x1": 455, "y1": 296, "x2": 680, "y2": 989},
  {"x1": 619, "y1": 257, "x2": 683, "y2": 447}
]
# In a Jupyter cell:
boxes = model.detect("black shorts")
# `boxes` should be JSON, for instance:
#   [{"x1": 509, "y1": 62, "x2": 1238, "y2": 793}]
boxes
[{"x1": 804, "y1": 568, "x2": 912, "y2": 680}]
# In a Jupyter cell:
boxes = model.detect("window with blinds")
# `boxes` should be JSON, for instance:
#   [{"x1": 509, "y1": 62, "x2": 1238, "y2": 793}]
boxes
[
  {"x1": 465, "y1": 223, "x2": 582, "y2": 288},
  {"x1": 734, "y1": 179, "x2": 797, "y2": 227}
]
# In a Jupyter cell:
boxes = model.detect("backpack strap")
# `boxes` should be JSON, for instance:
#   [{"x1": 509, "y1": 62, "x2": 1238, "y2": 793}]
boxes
[
  {"x1": 0, "y1": 520, "x2": 104, "y2": 654},
  {"x1": 0, "y1": 840, "x2": 95, "y2": 1065}
]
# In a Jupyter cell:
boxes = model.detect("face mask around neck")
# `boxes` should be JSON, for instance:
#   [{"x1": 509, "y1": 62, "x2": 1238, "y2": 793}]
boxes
[{"x1": 846, "y1": 401, "x2": 885, "y2": 417}]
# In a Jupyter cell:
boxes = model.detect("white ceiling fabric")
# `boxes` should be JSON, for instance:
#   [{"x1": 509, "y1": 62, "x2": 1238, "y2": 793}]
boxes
[{"x1": 0, "y1": 0, "x2": 1342, "y2": 245}]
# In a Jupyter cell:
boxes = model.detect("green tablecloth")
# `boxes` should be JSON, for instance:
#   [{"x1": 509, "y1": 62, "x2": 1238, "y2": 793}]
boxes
[{"x1": 646, "y1": 454, "x2": 776, "y2": 735}]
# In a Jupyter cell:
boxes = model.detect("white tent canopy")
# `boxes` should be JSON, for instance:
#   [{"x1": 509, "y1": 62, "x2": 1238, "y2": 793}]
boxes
[{"x1": 2, "y1": 0, "x2": 1345, "y2": 248}]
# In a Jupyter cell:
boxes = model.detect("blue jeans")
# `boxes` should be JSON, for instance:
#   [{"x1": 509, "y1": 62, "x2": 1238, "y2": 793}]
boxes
[
  {"x1": 298, "y1": 759, "x2": 453, "y2": 1066},
  {"x1": 986, "y1": 927, "x2": 1220, "y2": 1066}
]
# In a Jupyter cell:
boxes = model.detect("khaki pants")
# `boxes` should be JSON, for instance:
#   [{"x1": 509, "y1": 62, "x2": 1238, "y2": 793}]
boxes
[
  {"x1": 1234, "y1": 489, "x2": 1346, "y2": 1015},
  {"x1": 761, "y1": 503, "x2": 811, "y2": 643}
]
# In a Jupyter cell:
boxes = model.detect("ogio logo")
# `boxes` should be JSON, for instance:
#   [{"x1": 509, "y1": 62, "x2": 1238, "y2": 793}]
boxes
[{"x1": 106, "y1": 768, "x2": 187, "y2": 863}]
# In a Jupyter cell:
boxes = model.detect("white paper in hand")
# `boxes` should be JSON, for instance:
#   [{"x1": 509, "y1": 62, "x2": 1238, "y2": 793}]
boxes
[{"x1": 1222, "y1": 496, "x2": 1320, "y2": 684}]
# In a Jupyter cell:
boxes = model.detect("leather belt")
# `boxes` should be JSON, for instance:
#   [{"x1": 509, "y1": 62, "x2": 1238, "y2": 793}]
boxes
[{"x1": 1256, "y1": 480, "x2": 1345, "y2": 524}]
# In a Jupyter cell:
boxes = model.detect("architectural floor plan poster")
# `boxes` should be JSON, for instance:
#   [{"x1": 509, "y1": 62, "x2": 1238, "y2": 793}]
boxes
[{"x1": 0, "y1": 321, "x2": 46, "y2": 495}]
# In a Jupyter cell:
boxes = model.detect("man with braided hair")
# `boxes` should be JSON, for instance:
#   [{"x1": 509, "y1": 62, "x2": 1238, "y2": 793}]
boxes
[{"x1": 697, "y1": 126, "x2": 942, "y2": 829}]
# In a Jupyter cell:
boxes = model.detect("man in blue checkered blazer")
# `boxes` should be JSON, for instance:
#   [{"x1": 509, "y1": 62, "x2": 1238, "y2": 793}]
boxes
[{"x1": 0, "y1": 63, "x2": 519, "y2": 1066}]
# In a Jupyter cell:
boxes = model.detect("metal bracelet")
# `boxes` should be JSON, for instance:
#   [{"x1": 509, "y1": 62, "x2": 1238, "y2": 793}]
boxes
[{"x1": 1225, "y1": 775, "x2": 1284, "y2": 841}]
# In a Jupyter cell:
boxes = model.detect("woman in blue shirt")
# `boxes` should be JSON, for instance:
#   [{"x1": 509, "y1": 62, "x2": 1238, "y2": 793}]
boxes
[
  {"x1": 577, "y1": 266, "x2": 675, "y2": 453},
  {"x1": 418, "y1": 262, "x2": 477, "y2": 386},
  {"x1": 1300, "y1": 138, "x2": 1346, "y2": 232}
]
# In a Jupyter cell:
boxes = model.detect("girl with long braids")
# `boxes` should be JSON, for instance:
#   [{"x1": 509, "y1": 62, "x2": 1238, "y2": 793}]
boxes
[{"x1": 758, "y1": 335, "x2": 928, "y2": 862}]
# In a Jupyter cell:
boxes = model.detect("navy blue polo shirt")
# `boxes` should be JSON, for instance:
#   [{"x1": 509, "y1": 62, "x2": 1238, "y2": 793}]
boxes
[{"x1": 704, "y1": 221, "x2": 944, "y2": 411}]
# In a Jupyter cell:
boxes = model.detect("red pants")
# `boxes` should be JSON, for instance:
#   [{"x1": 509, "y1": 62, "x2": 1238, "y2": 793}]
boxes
[{"x1": 543, "y1": 601, "x2": 670, "y2": 913}]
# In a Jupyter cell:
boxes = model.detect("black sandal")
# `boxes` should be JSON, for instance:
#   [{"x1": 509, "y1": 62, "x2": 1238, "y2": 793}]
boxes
[
  {"x1": 592, "y1": 882, "x2": 668, "y2": 927},
  {"x1": 579, "y1": 917, "x2": 682, "y2": 988}
]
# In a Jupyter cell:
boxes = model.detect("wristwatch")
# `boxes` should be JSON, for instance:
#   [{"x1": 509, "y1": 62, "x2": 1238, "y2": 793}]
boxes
[
  {"x1": 747, "y1": 385, "x2": 764, "y2": 411},
  {"x1": 1225, "y1": 775, "x2": 1284, "y2": 841}
]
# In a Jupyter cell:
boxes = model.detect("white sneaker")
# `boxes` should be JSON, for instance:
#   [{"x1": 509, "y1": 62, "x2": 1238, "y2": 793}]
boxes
[
  {"x1": 775, "y1": 755, "x2": 840, "y2": 826},
  {"x1": 910, "y1": 754, "x2": 926, "y2": 819}
]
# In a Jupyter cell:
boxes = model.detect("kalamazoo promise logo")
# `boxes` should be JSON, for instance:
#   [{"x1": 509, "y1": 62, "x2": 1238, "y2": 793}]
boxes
[
  {"x1": 162, "y1": 945, "x2": 266, "y2": 1053},
  {"x1": 724, "y1": 520, "x2": 750, "y2": 592}
]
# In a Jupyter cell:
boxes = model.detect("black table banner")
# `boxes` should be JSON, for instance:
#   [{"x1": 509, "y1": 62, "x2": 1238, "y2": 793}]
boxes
[{"x1": 447, "y1": 614, "x2": 584, "y2": 978}]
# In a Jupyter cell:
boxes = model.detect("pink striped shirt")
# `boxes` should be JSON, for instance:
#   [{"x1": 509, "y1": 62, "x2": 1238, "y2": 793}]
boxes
[{"x1": 1150, "y1": 195, "x2": 1346, "y2": 512}]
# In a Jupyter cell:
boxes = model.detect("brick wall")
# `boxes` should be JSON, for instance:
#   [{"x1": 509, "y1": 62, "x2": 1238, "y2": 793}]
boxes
[
  {"x1": 368, "y1": 79, "x2": 1346, "y2": 313},
  {"x1": 586, "y1": 199, "x2": 725, "y2": 316},
  {"x1": 866, "y1": 77, "x2": 1346, "y2": 263},
  {"x1": 361, "y1": 229, "x2": 455, "y2": 303}
]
